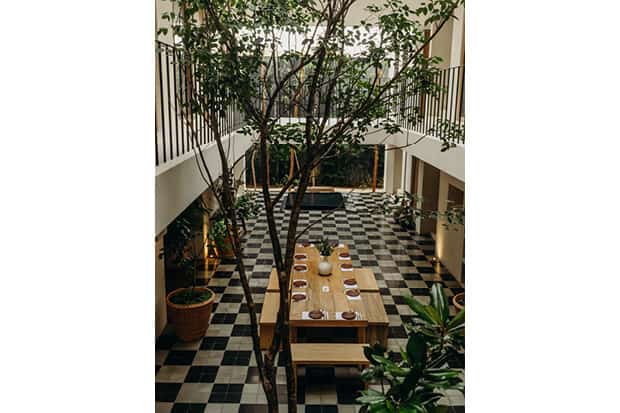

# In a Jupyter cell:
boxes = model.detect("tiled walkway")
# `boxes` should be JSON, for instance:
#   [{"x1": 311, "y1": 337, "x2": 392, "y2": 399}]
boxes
[{"x1": 156, "y1": 192, "x2": 465, "y2": 413}]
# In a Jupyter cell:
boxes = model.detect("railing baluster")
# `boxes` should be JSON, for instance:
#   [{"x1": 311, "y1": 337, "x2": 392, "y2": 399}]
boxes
[
  {"x1": 439, "y1": 68, "x2": 447, "y2": 141},
  {"x1": 459, "y1": 66, "x2": 465, "y2": 132},
  {"x1": 157, "y1": 39, "x2": 464, "y2": 167},
  {"x1": 432, "y1": 70, "x2": 440, "y2": 134},
  {"x1": 158, "y1": 43, "x2": 167, "y2": 163},
  {"x1": 448, "y1": 67, "x2": 456, "y2": 144},
  {"x1": 172, "y1": 47, "x2": 180, "y2": 157},
  {"x1": 165, "y1": 46, "x2": 174, "y2": 161}
]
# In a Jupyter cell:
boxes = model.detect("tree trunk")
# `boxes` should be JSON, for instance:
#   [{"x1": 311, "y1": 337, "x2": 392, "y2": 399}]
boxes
[
  {"x1": 211, "y1": 121, "x2": 280, "y2": 412},
  {"x1": 288, "y1": 146, "x2": 295, "y2": 182}
]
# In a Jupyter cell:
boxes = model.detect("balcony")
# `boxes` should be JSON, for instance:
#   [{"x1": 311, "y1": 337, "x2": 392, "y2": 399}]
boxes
[
  {"x1": 156, "y1": 41, "x2": 464, "y2": 170},
  {"x1": 155, "y1": 41, "x2": 247, "y2": 170}
]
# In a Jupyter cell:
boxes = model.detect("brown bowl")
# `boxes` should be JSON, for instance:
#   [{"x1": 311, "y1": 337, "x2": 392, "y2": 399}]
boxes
[
  {"x1": 309, "y1": 310, "x2": 323, "y2": 319},
  {"x1": 341, "y1": 263, "x2": 353, "y2": 269},
  {"x1": 292, "y1": 280, "x2": 307, "y2": 288},
  {"x1": 302, "y1": 241, "x2": 311, "y2": 247},
  {"x1": 345, "y1": 289, "x2": 360, "y2": 297},
  {"x1": 341, "y1": 311, "x2": 356, "y2": 320},
  {"x1": 339, "y1": 252, "x2": 350, "y2": 258},
  {"x1": 292, "y1": 293, "x2": 306, "y2": 302},
  {"x1": 294, "y1": 264, "x2": 307, "y2": 271},
  {"x1": 344, "y1": 278, "x2": 357, "y2": 286}
]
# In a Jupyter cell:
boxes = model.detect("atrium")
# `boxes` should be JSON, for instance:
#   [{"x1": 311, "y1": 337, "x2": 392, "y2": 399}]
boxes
[{"x1": 155, "y1": 1, "x2": 465, "y2": 412}]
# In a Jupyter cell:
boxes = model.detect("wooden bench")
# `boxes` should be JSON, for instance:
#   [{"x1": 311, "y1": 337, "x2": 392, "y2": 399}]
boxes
[
  {"x1": 259, "y1": 292, "x2": 279, "y2": 350},
  {"x1": 267, "y1": 268, "x2": 280, "y2": 292},
  {"x1": 290, "y1": 343, "x2": 369, "y2": 389},
  {"x1": 363, "y1": 293, "x2": 390, "y2": 347}
]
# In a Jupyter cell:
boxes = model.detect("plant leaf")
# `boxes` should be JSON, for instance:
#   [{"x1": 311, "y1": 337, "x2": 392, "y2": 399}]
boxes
[
  {"x1": 404, "y1": 296, "x2": 439, "y2": 324},
  {"x1": 447, "y1": 308, "x2": 465, "y2": 330},
  {"x1": 429, "y1": 283, "x2": 449, "y2": 323}
]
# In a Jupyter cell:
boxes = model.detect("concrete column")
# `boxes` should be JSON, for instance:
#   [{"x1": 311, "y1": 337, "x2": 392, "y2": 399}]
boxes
[
  {"x1": 450, "y1": 5, "x2": 465, "y2": 67},
  {"x1": 435, "y1": 171, "x2": 465, "y2": 283},
  {"x1": 155, "y1": 231, "x2": 167, "y2": 338},
  {"x1": 383, "y1": 145, "x2": 396, "y2": 194},
  {"x1": 401, "y1": 152, "x2": 413, "y2": 193},
  {"x1": 385, "y1": 146, "x2": 403, "y2": 193},
  {"x1": 420, "y1": 162, "x2": 440, "y2": 234},
  {"x1": 394, "y1": 148, "x2": 403, "y2": 193},
  {"x1": 429, "y1": 19, "x2": 454, "y2": 70}
]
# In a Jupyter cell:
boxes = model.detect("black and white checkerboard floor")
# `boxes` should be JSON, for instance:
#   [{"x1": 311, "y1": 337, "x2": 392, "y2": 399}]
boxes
[{"x1": 156, "y1": 192, "x2": 465, "y2": 413}]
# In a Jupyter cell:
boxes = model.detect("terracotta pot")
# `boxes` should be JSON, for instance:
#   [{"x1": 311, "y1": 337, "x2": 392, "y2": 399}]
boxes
[
  {"x1": 166, "y1": 287, "x2": 215, "y2": 341},
  {"x1": 452, "y1": 292, "x2": 465, "y2": 312}
]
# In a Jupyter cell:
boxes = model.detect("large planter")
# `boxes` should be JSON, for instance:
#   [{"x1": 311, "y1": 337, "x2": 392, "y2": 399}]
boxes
[
  {"x1": 452, "y1": 292, "x2": 465, "y2": 312},
  {"x1": 166, "y1": 287, "x2": 215, "y2": 341}
]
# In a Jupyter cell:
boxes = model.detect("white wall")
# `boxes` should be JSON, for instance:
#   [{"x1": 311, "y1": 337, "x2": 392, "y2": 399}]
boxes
[
  {"x1": 435, "y1": 171, "x2": 465, "y2": 282},
  {"x1": 155, "y1": 132, "x2": 255, "y2": 236},
  {"x1": 362, "y1": 128, "x2": 464, "y2": 183}
]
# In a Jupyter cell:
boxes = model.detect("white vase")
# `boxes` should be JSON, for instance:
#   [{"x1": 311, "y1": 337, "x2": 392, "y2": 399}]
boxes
[{"x1": 318, "y1": 256, "x2": 332, "y2": 276}]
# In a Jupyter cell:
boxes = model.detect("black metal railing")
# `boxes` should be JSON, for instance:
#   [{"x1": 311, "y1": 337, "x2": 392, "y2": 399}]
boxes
[
  {"x1": 395, "y1": 65, "x2": 464, "y2": 145},
  {"x1": 156, "y1": 42, "x2": 464, "y2": 166},
  {"x1": 155, "y1": 41, "x2": 245, "y2": 167}
]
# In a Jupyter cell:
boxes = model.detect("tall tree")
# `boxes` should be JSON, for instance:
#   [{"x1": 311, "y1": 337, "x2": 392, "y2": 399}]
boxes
[{"x1": 159, "y1": 1, "x2": 464, "y2": 411}]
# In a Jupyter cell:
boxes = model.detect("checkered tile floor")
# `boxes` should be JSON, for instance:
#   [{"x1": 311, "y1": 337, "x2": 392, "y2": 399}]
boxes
[{"x1": 156, "y1": 192, "x2": 465, "y2": 413}]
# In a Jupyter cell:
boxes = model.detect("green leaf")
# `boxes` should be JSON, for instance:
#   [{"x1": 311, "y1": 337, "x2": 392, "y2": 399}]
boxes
[
  {"x1": 406, "y1": 334, "x2": 427, "y2": 372},
  {"x1": 371, "y1": 355, "x2": 409, "y2": 376},
  {"x1": 357, "y1": 388, "x2": 387, "y2": 404},
  {"x1": 447, "y1": 308, "x2": 465, "y2": 330},
  {"x1": 404, "y1": 296, "x2": 438, "y2": 324},
  {"x1": 429, "y1": 283, "x2": 449, "y2": 323}
]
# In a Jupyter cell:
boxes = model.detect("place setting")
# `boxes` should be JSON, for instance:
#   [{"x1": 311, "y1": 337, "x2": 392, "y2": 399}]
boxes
[{"x1": 343, "y1": 277, "x2": 358, "y2": 289}]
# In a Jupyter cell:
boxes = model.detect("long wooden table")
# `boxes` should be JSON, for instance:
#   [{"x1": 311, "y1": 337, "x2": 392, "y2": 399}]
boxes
[
  {"x1": 259, "y1": 243, "x2": 389, "y2": 349},
  {"x1": 267, "y1": 247, "x2": 380, "y2": 293}
]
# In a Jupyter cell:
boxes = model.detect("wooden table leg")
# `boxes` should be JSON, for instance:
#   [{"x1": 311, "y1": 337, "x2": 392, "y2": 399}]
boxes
[{"x1": 358, "y1": 327, "x2": 367, "y2": 343}]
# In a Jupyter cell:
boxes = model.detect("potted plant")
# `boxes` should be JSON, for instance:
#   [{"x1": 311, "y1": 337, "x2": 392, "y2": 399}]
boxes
[
  {"x1": 380, "y1": 192, "x2": 466, "y2": 231},
  {"x1": 358, "y1": 334, "x2": 463, "y2": 413},
  {"x1": 164, "y1": 200, "x2": 215, "y2": 342},
  {"x1": 316, "y1": 237, "x2": 334, "y2": 276},
  {"x1": 452, "y1": 292, "x2": 464, "y2": 312},
  {"x1": 208, "y1": 217, "x2": 229, "y2": 257},
  {"x1": 381, "y1": 191, "x2": 418, "y2": 230},
  {"x1": 358, "y1": 283, "x2": 465, "y2": 412},
  {"x1": 235, "y1": 192, "x2": 260, "y2": 232},
  {"x1": 208, "y1": 193, "x2": 258, "y2": 259}
]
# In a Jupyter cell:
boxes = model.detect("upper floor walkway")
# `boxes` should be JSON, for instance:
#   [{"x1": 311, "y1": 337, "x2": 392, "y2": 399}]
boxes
[{"x1": 155, "y1": 41, "x2": 464, "y2": 234}]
